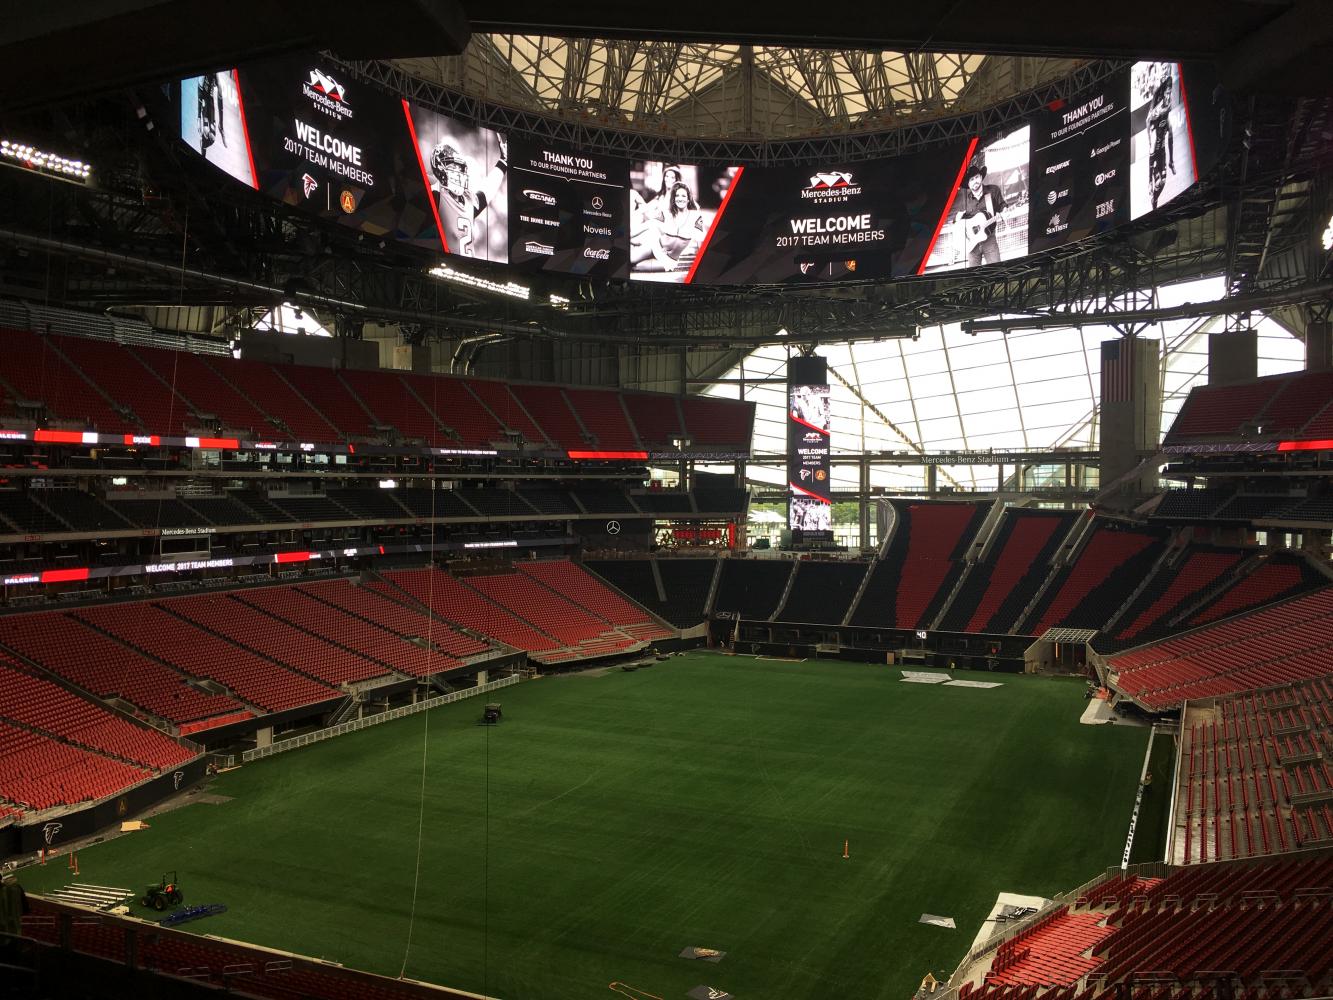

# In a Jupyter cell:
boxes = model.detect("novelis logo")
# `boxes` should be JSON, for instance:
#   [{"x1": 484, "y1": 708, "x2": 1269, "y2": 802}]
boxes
[
  {"x1": 301, "y1": 173, "x2": 318, "y2": 198},
  {"x1": 802, "y1": 169, "x2": 862, "y2": 202},
  {"x1": 302, "y1": 68, "x2": 352, "y2": 121},
  {"x1": 523, "y1": 189, "x2": 556, "y2": 207}
]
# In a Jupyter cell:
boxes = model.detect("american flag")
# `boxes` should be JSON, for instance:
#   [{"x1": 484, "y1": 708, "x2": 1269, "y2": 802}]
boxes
[{"x1": 1101, "y1": 338, "x2": 1135, "y2": 404}]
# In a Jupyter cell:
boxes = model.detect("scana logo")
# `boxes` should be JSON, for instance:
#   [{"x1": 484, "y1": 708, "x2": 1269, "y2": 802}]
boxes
[{"x1": 523, "y1": 189, "x2": 556, "y2": 206}]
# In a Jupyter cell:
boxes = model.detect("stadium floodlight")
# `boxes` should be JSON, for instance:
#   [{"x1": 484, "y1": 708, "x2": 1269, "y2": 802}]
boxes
[
  {"x1": 378, "y1": 479, "x2": 398, "y2": 489},
  {"x1": 0, "y1": 139, "x2": 92, "y2": 184},
  {"x1": 1322, "y1": 213, "x2": 1333, "y2": 252},
  {"x1": 426, "y1": 263, "x2": 530, "y2": 302}
]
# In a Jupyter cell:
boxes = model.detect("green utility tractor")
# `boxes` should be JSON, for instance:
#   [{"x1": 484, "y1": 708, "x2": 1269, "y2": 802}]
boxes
[{"x1": 141, "y1": 871, "x2": 183, "y2": 911}]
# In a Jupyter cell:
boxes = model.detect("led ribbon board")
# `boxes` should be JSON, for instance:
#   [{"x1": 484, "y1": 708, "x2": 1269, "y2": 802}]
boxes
[{"x1": 787, "y1": 355, "x2": 833, "y2": 543}]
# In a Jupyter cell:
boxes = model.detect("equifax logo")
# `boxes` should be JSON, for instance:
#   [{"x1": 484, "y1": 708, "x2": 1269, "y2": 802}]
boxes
[{"x1": 523, "y1": 189, "x2": 556, "y2": 206}]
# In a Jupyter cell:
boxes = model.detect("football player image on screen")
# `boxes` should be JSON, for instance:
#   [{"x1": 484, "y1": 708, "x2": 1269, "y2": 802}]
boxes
[
  {"x1": 430, "y1": 134, "x2": 509, "y2": 262},
  {"x1": 790, "y1": 496, "x2": 832, "y2": 533},
  {"x1": 180, "y1": 70, "x2": 255, "y2": 189},
  {"x1": 790, "y1": 384, "x2": 832, "y2": 432},
  {"x1": 1130, "y1": 62, "x2": 1196, "y2": 219}
]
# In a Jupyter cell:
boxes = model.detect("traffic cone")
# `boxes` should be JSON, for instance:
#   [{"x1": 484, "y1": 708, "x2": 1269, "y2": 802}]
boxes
[
  {"x1": 842, "y1": 839, "x2": 850, "y2": 860},
  {"x1": 71, "y1": 852, "x2": 79, "y2": 876}
]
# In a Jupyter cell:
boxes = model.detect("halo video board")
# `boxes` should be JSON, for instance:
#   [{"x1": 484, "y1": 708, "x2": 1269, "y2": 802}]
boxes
[{"x1": 176, "y1": 58, "x2": 1222, "y2": 286}]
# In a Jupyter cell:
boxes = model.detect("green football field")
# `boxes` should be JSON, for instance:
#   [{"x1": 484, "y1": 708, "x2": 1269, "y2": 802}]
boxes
[{"x1": 21, "y1": 653, "x2": 1154, "y2": 1000}]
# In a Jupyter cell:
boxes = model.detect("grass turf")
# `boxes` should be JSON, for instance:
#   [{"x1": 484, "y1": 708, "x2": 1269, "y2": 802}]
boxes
[{"x1": 21, "y1": 654, "x2": 1149, "y2": 1000}]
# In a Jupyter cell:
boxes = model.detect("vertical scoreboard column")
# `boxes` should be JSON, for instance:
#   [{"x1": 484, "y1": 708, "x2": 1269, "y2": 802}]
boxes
[
  {"x1": 1099, "y1": 337, "x2": 1161, "y2": 493},
  {"x1": 788, "y1": 355, "x2": 833, "y2": 545}
]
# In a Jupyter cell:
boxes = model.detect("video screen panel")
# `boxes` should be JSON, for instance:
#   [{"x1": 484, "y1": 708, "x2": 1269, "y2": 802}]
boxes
[
  {"x1": 238, "y1": 56, "x2": 440, "y2": 248},
  {"x1": 175, "y1": 56, "x2": 1220, "y2": 288},
  {"x1": 404, "y1": 102, "x2": 509, "y2": 262},
  {"x1": 1028, "y1": 73, "x2": 1132, "y2": 253},
  {"x1": 507, "y1": 136, "x2": 629, "y2": 279},
  {"x1": 627, "y1": 160, "x2": 739, "y2": 283},
  {"x1": 180, "y1": 70, "x2": 256, "y2": 189},
  {"x1": 1129, "y1": 62, "x2": 1197, "y2": 220},
  {"x1": 788, "y1": 356, "x2": 832, "y2": 541},
  {"x1": 919, "y1": 126, "x2": 1030, "y2": 274}
]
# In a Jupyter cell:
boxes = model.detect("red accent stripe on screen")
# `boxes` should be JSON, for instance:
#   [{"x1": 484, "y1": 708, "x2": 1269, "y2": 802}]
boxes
[
  {"x1": 917, "y1": 137, "x2": 978, "y2": 276},
  {"x1": 1176, "y1": 63, "x2": 1199, "y2": 185},
  {"x1": 274, "y1": 551, "x2": 312, "y2": 564},
  {"x1": 790, "y1": 413, "x2": 831, "y2": 436},
  {"x1": 33, "y1": 430, "x2": 85, "y2": 444},
  {"x1": 567, "y1": 450, "x2": 649, "y2": 460},
  {"x1": 403, "y1": 100, "x2": 449, "y2": 254},
  {"x1": 196, "y1": 436, "x2": 239, "y2": 449},
  {"x1": 685, "y1": 165, "x2": 744, "y2": 285},
  {"x1": 1278, "y1": 439, "x2": 1333, "y2": 452},
  {"x1": 789, "y1": 482, "x2": 831, "y2": 502},
  {"x1": 41, "y1": 568, "x2": 89, "y2": 584},
  {"x1": 232, "y1": 69, "x2": 259, "y2": 191}
]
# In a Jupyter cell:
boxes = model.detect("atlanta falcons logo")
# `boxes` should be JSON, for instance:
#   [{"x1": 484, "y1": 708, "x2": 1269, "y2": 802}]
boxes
[
  {"x1": 302, "y1": 173, "x2": 318, "y2": 199},
  {"x1": 42, "y1": 821, "x2": 62, "y2": 846},
  {"x1": 173, "y1": 771, "x2": 185, "y2": 791}
]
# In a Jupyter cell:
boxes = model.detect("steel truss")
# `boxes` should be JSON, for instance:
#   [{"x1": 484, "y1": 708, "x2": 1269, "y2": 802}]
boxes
[{"x1": 335, "y1": 54, "x2": 1124, "y2": 164}]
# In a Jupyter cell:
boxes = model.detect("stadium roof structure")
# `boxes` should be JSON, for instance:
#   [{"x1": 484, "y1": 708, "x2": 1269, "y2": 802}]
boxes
[{"x1": 0, "y1": 4, "x2": 1331, "y2": 355}]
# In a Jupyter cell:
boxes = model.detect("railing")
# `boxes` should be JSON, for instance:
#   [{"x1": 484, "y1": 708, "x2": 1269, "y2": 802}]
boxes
[{"x1": 238, "y1": 674, "x2": 521, "y2": 764}]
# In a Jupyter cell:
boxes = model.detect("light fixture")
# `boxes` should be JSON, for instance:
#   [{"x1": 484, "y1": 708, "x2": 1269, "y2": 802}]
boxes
[
  {"x1": 548, "y1": 293, "x2": 570, "y2": 310},
  {"x1": 1321, "y1": 213, "x2": 1333, "y2": 252},
  {"x1": 426, "y1": 263, "x2": 530, "y2": 301},
  {"x1": 378, "y1": 479, "x2": 397, "y2": 489},
  {"x1": 0, "y1": 139, "x2": 93, "y2": 184}
]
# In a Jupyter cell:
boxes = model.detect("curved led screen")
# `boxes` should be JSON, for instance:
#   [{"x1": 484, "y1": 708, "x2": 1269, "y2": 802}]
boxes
[{"x1": 175, "y1": 57, "x2": 1222, "y2": 286}]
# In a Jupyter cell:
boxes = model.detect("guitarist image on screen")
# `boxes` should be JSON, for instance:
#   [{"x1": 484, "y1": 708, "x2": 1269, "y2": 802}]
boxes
[{"x1": 952, "y1": 156, "x2": 1006, "y2": 267}]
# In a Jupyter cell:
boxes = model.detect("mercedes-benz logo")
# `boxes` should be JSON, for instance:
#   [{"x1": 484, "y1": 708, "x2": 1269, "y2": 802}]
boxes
[
  {"x1": 606, "y1": 520, "x2": 621, "y2": 535},
  {"x1": 591, "y1": 196, "x2": 604, "y2": 210}
]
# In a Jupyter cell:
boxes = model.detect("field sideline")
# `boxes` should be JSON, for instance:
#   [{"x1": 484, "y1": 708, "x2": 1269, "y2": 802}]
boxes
[{"x1": 21, "y1": 654, "x2": 1152, "y2": 1000}]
